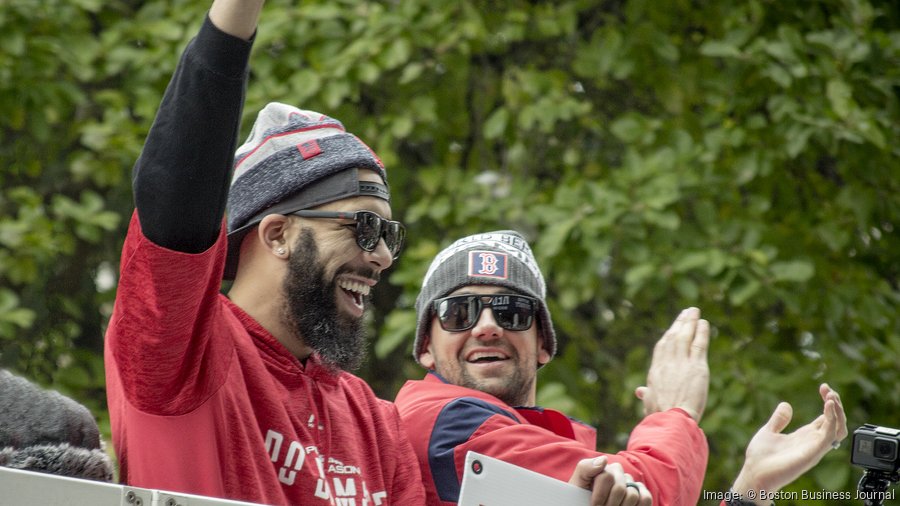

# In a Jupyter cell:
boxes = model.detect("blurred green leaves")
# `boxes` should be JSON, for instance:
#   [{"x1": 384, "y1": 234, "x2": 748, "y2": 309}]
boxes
[{"x1": 2, "y1": 2, "x2": 898, "y2": 503}]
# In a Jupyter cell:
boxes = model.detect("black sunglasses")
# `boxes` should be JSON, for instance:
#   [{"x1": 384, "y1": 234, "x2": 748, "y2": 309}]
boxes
[
  {"x1": 290, "y1": 210, "x2": 406, "y2": 259},
  {"x1": 433, "y1": 294, "x2": 537, "y2": 332}
]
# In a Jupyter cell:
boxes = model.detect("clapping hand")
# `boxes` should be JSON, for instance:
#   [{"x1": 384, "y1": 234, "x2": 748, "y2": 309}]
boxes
[
  {"x1": 635, "y1": 307, "x2": 710, "y2": 422},
  {"x1": 730, "y1": 384, "x2": 848, "y2": 504}
]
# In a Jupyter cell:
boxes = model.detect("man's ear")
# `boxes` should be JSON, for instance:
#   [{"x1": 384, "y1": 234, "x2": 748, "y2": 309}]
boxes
[
  {"x1": 419, "y1": 337, "x2": 436, "y2": 369},
  {"x1": 535, "y1": 320, "x2": 551, "y2": 366},
  {"x1": 257, "y1": 214, "x2": 292, "y2": 258},
  {"x1": 537, "y1": 346, "x2": 551, "y2": 367}
]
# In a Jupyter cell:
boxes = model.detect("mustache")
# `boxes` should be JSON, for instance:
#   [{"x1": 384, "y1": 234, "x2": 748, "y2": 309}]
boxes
[
  {"x1": 463, "y1": 338, "x2": 515, "y2": 356},
  {"x1": 336, "y1": 266, "x2": 380, "y2": 283}
]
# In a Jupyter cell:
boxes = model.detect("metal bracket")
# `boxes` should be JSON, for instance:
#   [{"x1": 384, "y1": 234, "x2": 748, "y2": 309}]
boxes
[
  {"x1": 121, "y1": 486, "x2": 153, "y2": 506},
  {"x1": 156, "y1": 492, "x2": 186, "y2": 506}
]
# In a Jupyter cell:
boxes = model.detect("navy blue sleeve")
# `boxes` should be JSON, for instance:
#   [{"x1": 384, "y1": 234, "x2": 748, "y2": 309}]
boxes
[
  {"x1": 427, "y1": 397, "x2": 518, "y2": 503},
  {"x1": 132, "y1": 15, "x2": 253, "y2": 253}
]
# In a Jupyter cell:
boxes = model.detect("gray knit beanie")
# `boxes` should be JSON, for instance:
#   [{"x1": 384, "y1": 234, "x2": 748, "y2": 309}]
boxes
[
  {"x1": 0, "y1": 369, "x2": 113, "y2": 482},
  {"x1": 413, "y1": 231, "x2": 556, "y2": 364},
  {"x1": 224, "y1": 103, "x2": 390, "y2": 279}
]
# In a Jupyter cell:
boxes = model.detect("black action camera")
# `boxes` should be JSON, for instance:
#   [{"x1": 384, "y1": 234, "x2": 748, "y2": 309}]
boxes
[
  {"x1": 852, "y1": 424, "x2": 900, "y2": 473},
  {"x1": 852, "y1": 425, "x2": 899, "y2": 506}
]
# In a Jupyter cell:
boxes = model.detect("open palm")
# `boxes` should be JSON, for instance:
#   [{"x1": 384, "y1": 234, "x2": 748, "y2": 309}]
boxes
[{"x1": 732, "y1": 384, "x2": 847, "y2": 499}]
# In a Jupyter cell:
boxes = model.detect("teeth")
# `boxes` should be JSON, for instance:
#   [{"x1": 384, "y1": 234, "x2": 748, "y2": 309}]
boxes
[
  {"x1": 338, "y1": 279, "x2": 371, "y2": 296},
  {"x1": 468, "y1": 352, "x2": 508, "y2": 362}
]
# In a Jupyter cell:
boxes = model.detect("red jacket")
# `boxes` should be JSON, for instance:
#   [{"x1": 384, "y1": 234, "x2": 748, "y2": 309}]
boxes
[
  {"x1": 395, "y1": 372, "x2": 707, "y2": 506},
  {"x1": 106, "y1": 214, "x2": 425, "y2": 505}
]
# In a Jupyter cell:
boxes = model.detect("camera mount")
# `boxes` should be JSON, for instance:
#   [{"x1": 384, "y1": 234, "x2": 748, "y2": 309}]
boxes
[{"x1": 857, "y1": 469, "x2": 898, "y2": 506}]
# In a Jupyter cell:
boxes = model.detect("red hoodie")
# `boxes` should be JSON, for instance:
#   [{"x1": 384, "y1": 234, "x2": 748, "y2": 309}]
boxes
[
  {"x1": 106, "y1": 214, "x2": 425, "y2": 506},
  {"x1": 395, "y1": 372, "x2": 707, "y2": 506}
]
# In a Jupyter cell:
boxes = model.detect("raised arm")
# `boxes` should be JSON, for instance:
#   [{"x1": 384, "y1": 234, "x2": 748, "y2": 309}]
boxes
[
  {"x1": 111, "y1": 0, "x2": 267, "y2": 409},
  {"x1": 132, "y1": 0, "x2": 264, "y2": 253}
]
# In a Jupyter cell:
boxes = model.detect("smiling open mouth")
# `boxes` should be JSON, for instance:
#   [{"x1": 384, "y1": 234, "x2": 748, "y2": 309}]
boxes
[
  {"x1": 338, "y1": 279, "x2": 370, "y2": 308},
  {"x1": 467, "y1": 352, "x2": 509, "y2": 363}
]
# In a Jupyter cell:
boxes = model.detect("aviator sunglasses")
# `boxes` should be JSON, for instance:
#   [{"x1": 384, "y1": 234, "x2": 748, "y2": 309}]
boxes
[
  {"x1": 434, "y1": 294, "x2": 537, "y2": 332},
  {"x1": 291, "y1": 210, "x2": 406, "y2": 259}
]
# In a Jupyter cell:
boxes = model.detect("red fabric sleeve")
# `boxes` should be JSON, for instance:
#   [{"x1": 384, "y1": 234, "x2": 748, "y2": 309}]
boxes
[
  {"x1": 107, "y1": 212, "x2": 233, "y2": 414},
  {"x1": 451, "y1": 409, "x2": 707, "y2": 506}
]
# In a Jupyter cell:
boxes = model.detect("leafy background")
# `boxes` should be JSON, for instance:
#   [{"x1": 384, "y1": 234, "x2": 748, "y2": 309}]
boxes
[{"x1": 1, "y1": 0, "x2": 897, "y2": 503}]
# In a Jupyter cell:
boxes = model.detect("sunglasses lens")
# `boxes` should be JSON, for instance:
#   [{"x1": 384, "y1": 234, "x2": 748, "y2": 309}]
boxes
[
  {"x1": 353, "y1": 212, "x2": 405, "y2": 258},
  {"x1": 436, "y1": 296, "x2": 479, "y2": 331},
  {"x1": 355, "y1": 212, "x2": 381, "y2": 251},
  {"x1": 385, "y1": 223, "x2": 405, "y2": 258},
  {"x1": 435, "y1": 295, "x2": 535, "y2": 332},
  {"x1": 492, "y1": 295, "x2": 535, "y2": 331}
]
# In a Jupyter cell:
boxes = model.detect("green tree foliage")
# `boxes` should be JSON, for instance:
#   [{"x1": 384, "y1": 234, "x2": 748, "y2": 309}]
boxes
[{"x1": 1, "y1": 1, "x2": 897, "y2": 502}]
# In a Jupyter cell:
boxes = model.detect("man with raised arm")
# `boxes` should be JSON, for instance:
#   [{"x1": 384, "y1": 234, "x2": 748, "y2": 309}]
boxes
[{"x1": 104, "y1": 1, "x2": 424, "y2": 504}]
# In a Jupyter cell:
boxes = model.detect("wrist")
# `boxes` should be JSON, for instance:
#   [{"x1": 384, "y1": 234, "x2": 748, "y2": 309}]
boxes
[
  {"x1": 669, "y1": 406, "x2": 701, "y2": 422},
  {"x1": 731, "y1": 468, "x2": 759, "y2": 500},
  {"x1": 730, "y1": 470, "x2": 768, "y2": 505},
  {"x1": 725, "y1": 488, "x2": 773, "y2": 506}
]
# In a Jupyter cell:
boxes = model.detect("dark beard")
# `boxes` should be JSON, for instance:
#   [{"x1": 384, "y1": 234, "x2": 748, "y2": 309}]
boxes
[{"x1": 282, "y1": 230, "x2": 370, "y2": 372}]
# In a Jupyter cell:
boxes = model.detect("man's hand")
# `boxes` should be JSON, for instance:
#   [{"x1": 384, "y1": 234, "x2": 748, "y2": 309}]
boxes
[
  {"x1": 569, "y1": 457, "x2": 652, "y2": 506},
  {"x1": 634, "y1": 307, "x2": 710, "y2": 422},
  {"x1": 209, "y1": 0, "x2": 265, "y2": 40},
  {"x1": 730, "y1": 384, "x2": 848, "y2": 504}
]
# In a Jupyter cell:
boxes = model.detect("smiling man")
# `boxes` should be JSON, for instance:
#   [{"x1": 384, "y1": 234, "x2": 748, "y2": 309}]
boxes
[
  {"x1": 419, "y1": 288, "x2": 548, "y2": 407},
  {"x1": 103, "y1": 1, "x2": 423, "y2": 505},
  {"x1": 395, "y1": 230, "x2": 848, "y2": 506},
  {"x1": 395, "y1": 230, "x2": 709, "y2": 506}
]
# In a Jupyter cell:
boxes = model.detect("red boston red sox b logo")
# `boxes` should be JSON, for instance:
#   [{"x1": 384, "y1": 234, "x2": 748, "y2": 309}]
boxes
[{"x1": 468, "y1": 251, "x2": 508, "y2": 279}]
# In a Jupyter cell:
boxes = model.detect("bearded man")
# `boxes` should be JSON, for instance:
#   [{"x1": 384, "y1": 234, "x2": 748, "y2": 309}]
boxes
[{"x1": 103, "y1": 1, "x2": 424, "y2": 504}]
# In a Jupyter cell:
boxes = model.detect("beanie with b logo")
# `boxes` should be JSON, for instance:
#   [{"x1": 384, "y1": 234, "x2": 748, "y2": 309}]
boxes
[{"x1": 412, "y1": 231, "x2": 557, "y2": 365}]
